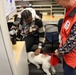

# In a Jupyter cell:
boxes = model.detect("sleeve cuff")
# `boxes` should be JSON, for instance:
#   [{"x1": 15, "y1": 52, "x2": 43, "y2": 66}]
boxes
[{"x1": 38, "y1": 45, "x2": 42, "y2": 49}]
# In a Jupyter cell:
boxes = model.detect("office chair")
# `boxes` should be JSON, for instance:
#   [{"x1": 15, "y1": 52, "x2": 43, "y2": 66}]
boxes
[
  {"x1": 43, "y1": 18, "x2": 63, "y2": 53},
  {"x1": 36, "y1": 11, "x2": 43, "y2": 19},
  {"x1": 42, "y1": 24, "x2": 58, "y2": 53}
]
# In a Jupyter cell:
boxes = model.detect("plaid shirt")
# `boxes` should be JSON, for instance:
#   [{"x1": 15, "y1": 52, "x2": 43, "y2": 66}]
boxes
[{"x1": 58, "y1": 23, "x2": 76, "y2": 54}]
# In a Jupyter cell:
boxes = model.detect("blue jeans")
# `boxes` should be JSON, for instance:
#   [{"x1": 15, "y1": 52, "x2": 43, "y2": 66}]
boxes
[{"x1": 63, "y1": 60, "x2": 76, "y2": 75}]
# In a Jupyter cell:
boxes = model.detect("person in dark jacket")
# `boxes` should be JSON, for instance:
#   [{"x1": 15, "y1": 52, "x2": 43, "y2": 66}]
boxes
[{"x1": 20, "y1": 10, "x2": 45, "y2": 55}]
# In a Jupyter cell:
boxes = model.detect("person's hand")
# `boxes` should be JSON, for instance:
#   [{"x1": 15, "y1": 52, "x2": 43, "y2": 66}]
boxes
[
  {"x1": 34, "y1": 48, "x2": 41, "y2": 55},
  {"x1": 54, "y1": 49, "x2": 59, "y2": 56}
]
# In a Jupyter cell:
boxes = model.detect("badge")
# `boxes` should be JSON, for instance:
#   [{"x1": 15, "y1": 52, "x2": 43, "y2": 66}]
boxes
[{"x1": 64, "y1": 20, "x2": 70, "y2": 30}]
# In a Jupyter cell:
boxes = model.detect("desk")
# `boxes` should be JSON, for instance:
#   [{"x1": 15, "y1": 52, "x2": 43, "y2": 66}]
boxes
[
  {"x1": 8, "y1": 17, "x2": 14, "y2": 22},
  {"x1": 12, "y1": 41, "x2": 29, "y2": 75},
  {"x1": 42, "y1": 14, "x2": 64, "y2": 21}
]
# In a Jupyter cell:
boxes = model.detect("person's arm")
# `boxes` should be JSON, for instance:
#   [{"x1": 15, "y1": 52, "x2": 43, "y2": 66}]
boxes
[
  {"x1": 37, "y1": 19, "x2": 45, "y2": 49},
  {"x1": 58, "y1": 23, "x2": 76, "y2": 54},
  {"x1": 34, "y1": 19, "x2": 45, "y2": 55}
]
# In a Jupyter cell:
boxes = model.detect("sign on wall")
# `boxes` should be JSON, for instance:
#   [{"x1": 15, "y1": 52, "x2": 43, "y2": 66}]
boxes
[{"x1": 3, "y1": 0, "x2": 16, "y2": 16}]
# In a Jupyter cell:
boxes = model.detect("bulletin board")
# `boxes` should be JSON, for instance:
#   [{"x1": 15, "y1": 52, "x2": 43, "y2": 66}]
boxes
[{"x1": 3, "y1": 0, "x2": 16, "y2": 16}]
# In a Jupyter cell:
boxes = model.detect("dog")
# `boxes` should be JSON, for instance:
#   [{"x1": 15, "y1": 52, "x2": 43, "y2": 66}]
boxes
[{"x1": 27, "y1": 51, "x2": 56, "y2": 75}]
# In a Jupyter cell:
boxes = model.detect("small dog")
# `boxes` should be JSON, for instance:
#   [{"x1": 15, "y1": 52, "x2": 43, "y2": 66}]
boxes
[{"x1": 27, "y1": 51, "x2": 56, "y2": 75}]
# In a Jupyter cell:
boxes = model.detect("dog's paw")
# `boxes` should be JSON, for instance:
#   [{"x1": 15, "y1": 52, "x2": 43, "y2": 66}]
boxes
[
  {"x1": 47, "y1": 73, "x2": 51, "y2": 75},
  {"x1": 52, "y1": 70, "x2": 56, "y2": 75}
]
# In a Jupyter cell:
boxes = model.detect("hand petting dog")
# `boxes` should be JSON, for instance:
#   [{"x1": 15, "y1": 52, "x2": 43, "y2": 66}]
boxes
[{"x1": 34, "y1": 48, "x2": 41, "y2": 55}]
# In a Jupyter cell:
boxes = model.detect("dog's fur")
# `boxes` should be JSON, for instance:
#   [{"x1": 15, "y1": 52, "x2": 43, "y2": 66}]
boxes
[{"x1": 27, "y1": 51, "x2": 56, "y2": 75}]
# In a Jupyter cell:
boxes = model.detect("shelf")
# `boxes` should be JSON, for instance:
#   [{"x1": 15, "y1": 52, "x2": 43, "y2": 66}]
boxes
[
  {"x1": 16, "y1": 4, "x2": 52, "y2": 14},
  {"x1": 34, "y1": 8, "x2": 51, "y2": 11},
  {"x1": 15, "y1": 0, "x2": 65, "y2": 16},
  {"x1": 52, "y1": 3, "x2": 60, "y2": 6},
  {"x1": 16, "y1": 5, "x2": 22, "y2": 8},
  {"x1": 52, "y1": 0, "x2": 65, "y2": 15},
  {"x1": 52, "y1": 8, "x2": 64, "y2": 9},
  {"x1": 32, "y1": 5, "x2": 52, "y2": 7}
]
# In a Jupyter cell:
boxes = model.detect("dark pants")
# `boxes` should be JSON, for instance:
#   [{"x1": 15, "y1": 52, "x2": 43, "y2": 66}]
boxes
[
  {"x1": 24, "y1": 35, "x2": 38, "y2": 52},
  {"x1": 63, "y1": 60, "x2": 76, "y2": 75}
]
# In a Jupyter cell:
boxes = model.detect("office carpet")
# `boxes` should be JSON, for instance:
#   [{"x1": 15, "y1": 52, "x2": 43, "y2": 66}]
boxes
[
  {"x1": 29, "y1": 60, "x2": 76, "y2": 75},
  {"x1": 29, "y1": 63, "x2": 64, "y2": 75}
]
